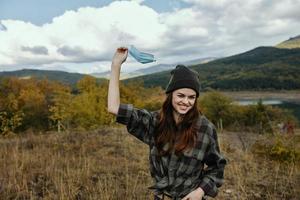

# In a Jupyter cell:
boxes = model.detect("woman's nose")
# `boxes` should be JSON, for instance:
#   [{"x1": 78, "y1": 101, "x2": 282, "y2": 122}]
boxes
[{"x1": 182, "y1": 97, "x2": 189, "y2": 104}]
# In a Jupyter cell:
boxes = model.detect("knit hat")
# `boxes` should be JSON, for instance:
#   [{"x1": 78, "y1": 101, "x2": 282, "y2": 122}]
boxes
[{"x1": 165, "y1": 65, "x2": 200, "y2": 97}]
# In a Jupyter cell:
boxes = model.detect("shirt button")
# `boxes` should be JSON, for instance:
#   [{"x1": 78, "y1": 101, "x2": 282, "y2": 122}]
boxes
[{"x1": 142, "y1": 117, "x2": 149, "y2": 124}]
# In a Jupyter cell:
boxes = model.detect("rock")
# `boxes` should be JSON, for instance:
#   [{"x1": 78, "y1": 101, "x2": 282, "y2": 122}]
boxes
[
  {"x1": 254, "y1": 193, "x2": 261, "y2": 198},
  {"x1": 225, "y1": 189, "x2": 232, "y2": 194}
]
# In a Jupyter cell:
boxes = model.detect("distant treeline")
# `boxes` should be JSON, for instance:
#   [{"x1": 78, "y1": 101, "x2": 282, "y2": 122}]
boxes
[
  {"x1": 125, "y1": 47, "x2": 300, "y2": 90},
  {"x1": 0, "y1": 76, "x2": 297, "y2": 135}
]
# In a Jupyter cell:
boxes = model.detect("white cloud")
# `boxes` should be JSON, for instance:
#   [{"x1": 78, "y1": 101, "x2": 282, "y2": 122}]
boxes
[
  {"x1": 176, "y1": 0, "x2": 300, "y2": 55},
  {"x1": 0, "y1": 1, "x2": 168, "y2": 72},
  {"x1": 0, "y1": 0, "x2": 300, "y2": 73}
]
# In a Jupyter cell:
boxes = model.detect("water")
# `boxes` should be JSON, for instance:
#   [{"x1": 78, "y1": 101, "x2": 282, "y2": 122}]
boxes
[
  {"x1": 276, "y1": 102, "x2": 300, "y2": 121},
  {"x1": 235, "y1": 99, "x2": 283, "y2": 106},
  {"x1": 235, "y1": 99, "x2": 300, "y2": 121}
]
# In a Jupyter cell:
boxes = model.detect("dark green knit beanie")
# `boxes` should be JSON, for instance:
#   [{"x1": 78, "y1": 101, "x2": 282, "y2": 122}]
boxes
[{"x1": 165, "y1": 65, "x2": 200, "y2": 97}]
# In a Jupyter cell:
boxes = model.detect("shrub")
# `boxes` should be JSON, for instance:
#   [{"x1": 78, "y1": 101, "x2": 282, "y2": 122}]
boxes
[{"x1": 252, "y1": 136, "x2": 300, "y2": 163}]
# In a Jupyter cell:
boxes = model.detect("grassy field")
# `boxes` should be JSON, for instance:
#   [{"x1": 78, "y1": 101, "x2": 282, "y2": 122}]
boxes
[{"x1": 0, "y1": 127, "x2": 299, "y2": 200}]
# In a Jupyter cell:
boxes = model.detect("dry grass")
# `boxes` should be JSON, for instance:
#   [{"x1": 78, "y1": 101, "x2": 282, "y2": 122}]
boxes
[
  {"x1": 0, "y1": 127, "x2": 299, "y2": 200},
  {"x1": 219, "y1": 132, "x2": 300, "y2": 200}
]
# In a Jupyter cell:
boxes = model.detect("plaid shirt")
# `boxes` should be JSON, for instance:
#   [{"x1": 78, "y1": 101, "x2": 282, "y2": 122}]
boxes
[{"x1": 116, "y1": 104, "x2": 226, "y2": 199}]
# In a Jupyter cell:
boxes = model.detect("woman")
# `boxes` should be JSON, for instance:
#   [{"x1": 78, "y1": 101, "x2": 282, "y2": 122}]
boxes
[{"x1": 108, "y1": 47, "x2": 226, "y2": 200}]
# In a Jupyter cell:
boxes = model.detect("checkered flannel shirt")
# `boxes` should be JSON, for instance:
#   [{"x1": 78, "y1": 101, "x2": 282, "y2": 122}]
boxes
[{"x1": 116, "y1": 104, "x2": 227, "y2": 199}]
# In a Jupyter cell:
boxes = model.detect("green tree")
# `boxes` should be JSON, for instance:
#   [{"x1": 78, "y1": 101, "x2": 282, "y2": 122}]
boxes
[
  {"x1": 77, "y1": 75, "x2": 97, "y2": 93},
  {"x1": 49, "y1": 85, "x2": 73, "y2": 131},
  {"x1": 0, "y1": 92, "x2": 24, "y2": 135},
  {"x1": 71, "y1": 78, "x2": 113, "y2": 129},
  {"x1": 199, "y1": 91, "x2": 234, "y2": 129}
]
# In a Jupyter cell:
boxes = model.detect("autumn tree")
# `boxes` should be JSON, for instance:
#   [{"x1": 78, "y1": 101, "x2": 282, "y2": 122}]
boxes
[
  {"x1": 71, "y1": 76, "x2": 113, "y2": 129},
  {"x1": 49, "y1": 84, "x2": 73, "y2": 131},
  {"x1": 0, "y1": 78, "x2": 24, "y2": 134},
  {"x1": 199, "y1": 91, "x2": 234, "y2": 129}
]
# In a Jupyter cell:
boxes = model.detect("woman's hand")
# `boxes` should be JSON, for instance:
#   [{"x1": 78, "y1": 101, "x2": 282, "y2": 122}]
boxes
[
  {"x1": 112, "y1": 47, "x2": 128, "y2": 66},
  {"x1": 182, "y1": 187, "x2": 205, "y2": 200}
]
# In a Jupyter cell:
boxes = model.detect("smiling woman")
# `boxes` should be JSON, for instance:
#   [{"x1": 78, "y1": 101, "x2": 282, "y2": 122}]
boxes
[
  {"x1": 172, "y1": 88, "x2": 197, "y2": 117},
  {"x1": 107, "y1": 47, "x2": 227, "y2": 200}
]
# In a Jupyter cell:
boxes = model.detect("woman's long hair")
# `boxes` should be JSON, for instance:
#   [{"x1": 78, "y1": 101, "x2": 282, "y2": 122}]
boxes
[{"x1": 155, "y1": 93, "x2": 200, "y2": 156}]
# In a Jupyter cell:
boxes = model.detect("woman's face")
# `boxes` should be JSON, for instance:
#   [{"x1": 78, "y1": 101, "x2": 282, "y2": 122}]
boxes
[{"x1": 172, "y1": 88, "x2": 197, "y2": 115}]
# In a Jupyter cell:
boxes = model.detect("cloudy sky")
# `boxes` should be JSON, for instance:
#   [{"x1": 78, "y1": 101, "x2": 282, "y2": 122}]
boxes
[{"x1": 0, "y1": 0, "x2": 300, "y2": 74}]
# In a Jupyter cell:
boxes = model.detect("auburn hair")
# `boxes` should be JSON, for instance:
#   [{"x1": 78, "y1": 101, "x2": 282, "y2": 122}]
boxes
[{"x1": 154, "y1": 93, "x2": 200, "y2": 156}]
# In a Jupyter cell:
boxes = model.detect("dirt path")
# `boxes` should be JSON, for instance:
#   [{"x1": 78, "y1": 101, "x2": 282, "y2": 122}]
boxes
[
  {"x1": 219, "y1": 131, "x2": 263, "y2": 152},
  {"x1": 219, "y1": 128, "x2": 300, "y2": 153}
]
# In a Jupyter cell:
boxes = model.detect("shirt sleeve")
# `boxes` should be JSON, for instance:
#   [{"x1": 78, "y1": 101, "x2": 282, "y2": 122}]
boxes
[
  {"x1": 198, "y1": 124, "x2": 227, "y2": 197},
  {"x1": 116, "y1": 103, "x2": 156, "y2": 145}
]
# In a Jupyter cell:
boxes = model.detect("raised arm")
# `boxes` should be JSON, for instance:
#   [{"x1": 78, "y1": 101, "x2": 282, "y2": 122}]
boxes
[{"x1": 107, "y1": 47, "x2": 128, "y2": 115}]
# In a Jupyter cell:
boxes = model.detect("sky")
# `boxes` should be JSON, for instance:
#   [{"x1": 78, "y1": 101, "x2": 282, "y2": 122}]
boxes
[{"x1": 0, "y1": 0, "x2": 300, "y2": 74}]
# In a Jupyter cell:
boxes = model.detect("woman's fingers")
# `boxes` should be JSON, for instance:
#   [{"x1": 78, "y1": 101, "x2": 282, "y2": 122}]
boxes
[
  {"x1": 112, "y1": 47, "x2": 128, "y2": 65},
  {"x1": 117, "y1": 47, "x2": 128, "y2": 52}
]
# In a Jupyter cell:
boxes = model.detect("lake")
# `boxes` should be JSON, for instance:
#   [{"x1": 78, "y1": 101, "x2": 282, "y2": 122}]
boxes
[
  {"x1": 236, "y1": 99, "x2": 283, "y2": 105},
  {"x1": 235, "y1": 99, "x2": 300, "y2": 121}
]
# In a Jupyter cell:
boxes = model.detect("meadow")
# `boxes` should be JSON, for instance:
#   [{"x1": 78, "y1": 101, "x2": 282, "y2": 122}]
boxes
[
  {"x1": 1, "y1": 77, "x2": 300, "y2": 199},
  {"x1": 0, "y1": 127, "x2": 299, "y2": 200}
]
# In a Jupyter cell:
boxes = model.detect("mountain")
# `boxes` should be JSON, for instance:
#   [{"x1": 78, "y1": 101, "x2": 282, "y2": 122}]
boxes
[
  {"x1": 131, "y1": 57, "x2": 216, "y2": 76},
  {"x1": 90, "y1": 64, "x2": 174, "y2": 80},
  {"x1": 276, "y1": 35, "x2": 300, "y2": 49},
  {"x1": 91, "y1": 71, "x2": 111, "y2": 79},
  {"x1": 0, "y1": 69, "x2": 101, "y2": 87},
  {"x1": 123, "y1": 47, "x2": 300, "y2": 90},
  {"x1": 2, "y1": 46, "x2": 299, "y2": 91},
  {"x1": 91, "y1": 57, "x2": 216, "y2": 79}
]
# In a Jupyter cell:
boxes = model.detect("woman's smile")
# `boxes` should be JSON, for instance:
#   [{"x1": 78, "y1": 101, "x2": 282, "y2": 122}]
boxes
[
  {"x1": 179, "y1": 105, "x2": 189, "y2": 111},
  {"x1": 172, "y1": 88, "x2": 196, "y2": 117}
]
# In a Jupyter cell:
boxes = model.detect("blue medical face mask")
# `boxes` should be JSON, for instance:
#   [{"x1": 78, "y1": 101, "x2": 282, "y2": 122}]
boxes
[{"x1": 128, "y1": 45, "x2": 156, "y2": 64}]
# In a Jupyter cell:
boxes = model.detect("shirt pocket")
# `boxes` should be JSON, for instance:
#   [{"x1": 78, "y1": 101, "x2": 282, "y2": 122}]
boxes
[
  {"x1": 183, "y1": 146, "x2": 205, "y2": 162},
  {"x1": 184, "y1": 132, "x2": 210, "y2": 162},
  {"x1": 175, "y1": 148, "x2": 204, "y2": 177}
]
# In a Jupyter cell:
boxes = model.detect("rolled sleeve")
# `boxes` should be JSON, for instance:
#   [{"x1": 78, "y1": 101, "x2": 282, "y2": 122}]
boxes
[
  {"x1": 116, "y1": 104, "x2": 134, "y2": 125},
  {"x1": 116, "y1": 103, "x2": 156, "y2": 145}
]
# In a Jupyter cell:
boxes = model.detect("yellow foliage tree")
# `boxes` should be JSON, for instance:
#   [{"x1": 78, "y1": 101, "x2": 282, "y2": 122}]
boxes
[
  {"x1": 199, "y1": 91, "x2": 234, "y2": 128},
  {"x1": 49, "y1": 85, "x2": 73, "y2": 131}
]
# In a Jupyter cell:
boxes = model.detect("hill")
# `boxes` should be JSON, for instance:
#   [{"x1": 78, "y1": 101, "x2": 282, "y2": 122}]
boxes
[
  {"x1": 124, "y1": 47, "x2": 300, "y2": 90},
  {"x1": 0, "y1": 69, "x2": 106, "y2": 87},
  {"x1": 276, "y1": 35, "x2": 300, "y2": 49}
]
